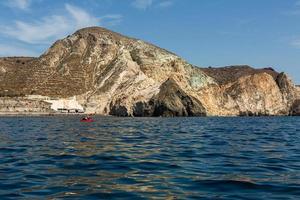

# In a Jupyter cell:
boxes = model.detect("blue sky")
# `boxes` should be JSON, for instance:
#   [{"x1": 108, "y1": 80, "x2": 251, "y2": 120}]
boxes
[{"x1": 0, "y1": 0, "x2": 300, "y2": 83}]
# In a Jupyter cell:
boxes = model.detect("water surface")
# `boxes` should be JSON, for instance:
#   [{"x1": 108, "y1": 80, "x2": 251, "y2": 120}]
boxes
[{"x1": 0, "y1": 116, "x2": 300, "y2": 199}]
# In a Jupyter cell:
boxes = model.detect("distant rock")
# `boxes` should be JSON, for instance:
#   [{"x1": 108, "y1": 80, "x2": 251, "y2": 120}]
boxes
[
  {"x1": 202, "y1": 65, "x2": 279, "y2": 85},
  {"x1": 225, "y1": 73, "x2": 290, "y2": 116},
  {"x1": 0, "y1": 26, "x2": 298, "y2": 116}
]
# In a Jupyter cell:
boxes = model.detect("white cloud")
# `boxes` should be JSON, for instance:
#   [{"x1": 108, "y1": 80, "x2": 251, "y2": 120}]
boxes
[
  {"x1": 2, "y1": 16, "x2": 71, "y2": 44},
  {"x1": 5, "y1": 0, "x2": 31, "y2": 10},
  {"x1": 132, "y1": 0, "x2": 174, "y2": 10},
  {"x1": 100, "y1": 14, "x2": 123, "y2": 26},
  {"x1": 132, "y1": 0, "x2": 153, "y2": 10},
  {"x1": 65, "y1": 4, "x2": 99, "y2": 29},
  {"x1": 0, "y1": 4, "x2": 122, "y2": 44},
  {"x1": 0, "y1": 44, "x2": 37, "y2": 56}
]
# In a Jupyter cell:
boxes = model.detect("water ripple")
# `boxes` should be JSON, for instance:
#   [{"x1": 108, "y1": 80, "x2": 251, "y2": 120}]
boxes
[{"x1": 0, "y1": 116, "x2": 299, "y2": 199}]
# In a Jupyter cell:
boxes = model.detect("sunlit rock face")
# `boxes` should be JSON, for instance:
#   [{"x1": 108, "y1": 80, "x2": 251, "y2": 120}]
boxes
[
  {"x1": 0, "y1": 27, "x2": 298, "y2": 116},
  {"x1": 0, "y1": 97, "x2": 51, "y2": 113},
  {"x1": 291, "y1": 86, "x2": 300, "y2": 116},
  {"x1": 224, "y1": 73, "x2": 289, "y2": 116},
  {"x1": 296, "y1": 86, "x2": 300, "y2": 97},
  {"x1": 195, "y1": 76, "x2": 284, "y2": 116}
]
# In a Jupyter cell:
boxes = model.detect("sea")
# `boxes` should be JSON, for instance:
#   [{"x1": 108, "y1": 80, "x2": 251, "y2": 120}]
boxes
[{"x1": 0, "y1": 116, "x2": 299, "y2": 199}]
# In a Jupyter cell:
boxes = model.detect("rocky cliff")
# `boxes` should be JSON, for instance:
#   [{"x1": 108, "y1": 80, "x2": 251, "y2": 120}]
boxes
[
  {"x1": 0, "y1": 97, "x2": 51, "y2": 113},
  {"x1": 0, "y1": 27, "x2": 298, "y2": 116},
  {"x1": 291, "y1": 86, "x2": 300, "y2": 116}
]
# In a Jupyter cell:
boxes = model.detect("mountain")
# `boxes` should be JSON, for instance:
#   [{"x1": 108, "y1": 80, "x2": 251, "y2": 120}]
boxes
[{"x1": 0, "y1": 27, "x2": 299, "y2": 116}]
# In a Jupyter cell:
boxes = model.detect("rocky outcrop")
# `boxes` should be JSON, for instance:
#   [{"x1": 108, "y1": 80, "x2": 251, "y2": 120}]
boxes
[
  {"x1": 0, "y1": 97, "x2": 51, "y2": 113},
  {"x1": 225, "y1": 73, "x2": 289, "y2": 116},
  {"x1": 128, "y1": 78, "x2": 206, "y2": 117},
  {"x1": 110, "y1": 78, "x2": 207, "y2": 117},
  {"x1": 276, "y1": 73, "x2": 297, "y2": 109},
  {"x1": 191, "y1": 72, "x2": 295, "y2": 116},
  {"x1": 202, "y1": 65, "x2": 279, "y2": 85},
  {"x1": 291, "y1": 100, "x2": 300, "y2": 116},
  {"x1": 291, "y1": 86, "x2": 300, "y2": 116},
  {"x1": 151, "y1": 78, "x2": 206, "y2": 117},
  {"x1": 0, "y1": 26, "x2": 298, "y2": 116}
]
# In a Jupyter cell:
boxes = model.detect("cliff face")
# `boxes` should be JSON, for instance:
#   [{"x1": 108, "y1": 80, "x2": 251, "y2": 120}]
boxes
[
  {"x1": 291, "y1": 86, "x2": 300, "y2": 116},
  {"x1": 0, "y1": 27, "x2": 298, "y2": 116},
  {"x1": 0, "y1": 97, "x2": 51, "y2": 113}
]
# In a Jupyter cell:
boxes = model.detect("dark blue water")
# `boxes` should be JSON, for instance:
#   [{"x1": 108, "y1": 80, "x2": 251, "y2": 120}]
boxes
[{"x1": 0, "y1": 116, "x2": 300, "y2": 199}]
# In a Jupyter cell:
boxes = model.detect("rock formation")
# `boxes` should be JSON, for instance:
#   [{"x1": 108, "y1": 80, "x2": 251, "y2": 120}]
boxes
[
  {"x1": 0, "y1": 97, "x2": 51, "y2": 113},
  {"x1": 0, "y1": 26, "x2": 299, "y2": 116},
  {"x1": 129, "y1": 78, "x2": 206, "y2": 117},
  {"x1": 291, "y1": 86, "x2": 300, "y2": 116}
]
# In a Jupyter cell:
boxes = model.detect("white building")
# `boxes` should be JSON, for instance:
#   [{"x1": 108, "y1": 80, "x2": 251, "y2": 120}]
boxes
[
  {"x1": 26, "y1": 95, "x2": 85, "y2": 113},
  {"x1": 45, "y1": 96, "x2": 85, "y2": 113}
]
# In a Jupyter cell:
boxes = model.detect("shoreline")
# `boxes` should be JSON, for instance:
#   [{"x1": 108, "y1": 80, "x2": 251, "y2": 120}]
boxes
[
  {"x1": 0, "y1": 112, "x2": 89, "y2": 116},
  {"x1": 0, "y1": 112, "x2": 298, "y2": 117}
]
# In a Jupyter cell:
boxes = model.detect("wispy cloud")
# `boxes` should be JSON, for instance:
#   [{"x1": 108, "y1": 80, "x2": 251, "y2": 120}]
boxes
[
  {"x1": 132, "y1": 0, "x2": 174, "y2": 10},
  {"x1": 101, "y1": 14, "x2": 123, "y2": 26},
  {"x1": 282, "y1": 0, "x2": 300, "y2": 15},
  {"x1": 0, "y1": 44, "x2": 37, "y2": 56},
  {"x1": 65, "y1": 4, "x2": 100, "y2": 28},
  {"x1": 4, "y1": 0, "x2": 31, "y2": 10},
  {"x1": 290, "y1": 39, "x2": 300, "y2": 48},
  {"x1": 158, "y1": 1, "x2": 173, "y2": 8},
  {"x1": 0, "y1": 4, "x2": 122, "y2": 44},
  {"x1": 132, "y1": 0, "x2": 153, "y2": 10},
  {"x1": 2, "y1": 16, "x2": 69, "y2": 44}
]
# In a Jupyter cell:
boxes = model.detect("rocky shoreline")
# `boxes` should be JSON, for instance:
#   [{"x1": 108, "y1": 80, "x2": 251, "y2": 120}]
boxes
[
  {"x1": 0, "y1": 27, "x2": 299, "y2": 117},
  {"x1": 0, "y1": 112, "x2": 86, "y2": 116}
]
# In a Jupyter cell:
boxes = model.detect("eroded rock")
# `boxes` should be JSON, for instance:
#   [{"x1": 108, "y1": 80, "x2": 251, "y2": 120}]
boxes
[
  {"x1": 0, "y1": 26, "x2": 298, "y2": 116},
  {"x1": 150, "y1": 78, "x2": 206, "y2": 117},
  {"x1": 291, "y1": 100, "x2": 300, "y2": 116}
]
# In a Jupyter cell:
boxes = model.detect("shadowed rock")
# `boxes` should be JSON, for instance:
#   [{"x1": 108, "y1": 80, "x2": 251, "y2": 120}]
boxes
[
  {"x1": 110, "y1": 105, "x2": 129, "y2": 117},
  {"x1": 0, "y1": 26, "x2": 298, "y2": 116},
  {"x1": 291, "y1": 100, "x2": 300, "y2": 116},
  {"x1": 150, "y1": 78, "x2": 206, "y2": 117}
]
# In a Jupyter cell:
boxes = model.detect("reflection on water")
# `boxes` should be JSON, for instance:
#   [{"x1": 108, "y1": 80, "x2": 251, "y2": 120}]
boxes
[{"x1": 0, "y1": 116, "x2": 300, "y2": 199}]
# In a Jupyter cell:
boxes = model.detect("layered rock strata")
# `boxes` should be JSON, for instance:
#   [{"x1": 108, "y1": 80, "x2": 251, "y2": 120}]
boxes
[{"x1": 0, "y1": 27, "x2": 298, "y2": 116}]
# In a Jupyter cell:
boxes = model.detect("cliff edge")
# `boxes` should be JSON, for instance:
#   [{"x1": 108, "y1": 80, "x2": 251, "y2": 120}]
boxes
[{"x1": 0, "y1": 27, "x2": 298, "y2": 116}]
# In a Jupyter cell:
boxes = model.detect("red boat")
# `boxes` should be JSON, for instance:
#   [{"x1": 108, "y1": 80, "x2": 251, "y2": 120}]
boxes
[{"x1": 80, "y1": 117, "x2": 94, "y2": 122}]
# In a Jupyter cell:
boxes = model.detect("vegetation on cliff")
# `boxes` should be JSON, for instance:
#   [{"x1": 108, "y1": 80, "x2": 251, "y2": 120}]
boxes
[{"x1": 0, "y1": 27, "x2": 299, "y2": 116}]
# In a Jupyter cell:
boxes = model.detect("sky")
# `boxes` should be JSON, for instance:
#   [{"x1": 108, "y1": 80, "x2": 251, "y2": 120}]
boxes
[{"x1": 0, "y1": 0, "x2": 299, "y2": 83}]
